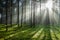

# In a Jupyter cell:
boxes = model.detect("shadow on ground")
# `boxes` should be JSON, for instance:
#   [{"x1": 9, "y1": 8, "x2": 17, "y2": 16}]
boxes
[{"x1": 0, "y1": 24, "x2": 60, "y2": 40}]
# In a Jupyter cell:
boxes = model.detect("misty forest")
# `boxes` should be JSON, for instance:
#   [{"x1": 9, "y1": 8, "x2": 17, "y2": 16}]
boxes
[{"x1": 0, "y1": 0, "x2": 60, "y2": 40}]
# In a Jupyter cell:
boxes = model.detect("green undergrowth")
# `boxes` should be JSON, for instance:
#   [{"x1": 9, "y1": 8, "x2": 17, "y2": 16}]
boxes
[{"x1": 0, "y1": 24, "x2": 60, "y2": 40}]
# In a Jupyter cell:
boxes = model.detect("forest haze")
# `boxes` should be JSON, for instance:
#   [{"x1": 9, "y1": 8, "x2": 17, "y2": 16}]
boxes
[{"x1": 0, "y1": 0, "x2": 60, "y2": 40}]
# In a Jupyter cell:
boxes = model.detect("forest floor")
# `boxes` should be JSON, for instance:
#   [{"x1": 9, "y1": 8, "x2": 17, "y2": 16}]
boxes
[{"x1": 0, "y1": 24, "x2": 60, "y2": 40}]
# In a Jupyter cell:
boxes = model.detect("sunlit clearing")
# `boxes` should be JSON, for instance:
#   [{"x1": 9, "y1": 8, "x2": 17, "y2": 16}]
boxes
[
  {"x1": 50, "y1": 29, "x2": 56, "y2": 40},
  {"x1": 32, "y1": 28, "x2": 43, "y2": 38}
]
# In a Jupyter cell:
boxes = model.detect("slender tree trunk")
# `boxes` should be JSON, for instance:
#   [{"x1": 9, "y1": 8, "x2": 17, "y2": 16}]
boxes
[
  {"x1": 40, "y1": 0, "x2": 41, "y2": 25},
  {"x1": 23, "y1": 0, "x2": 26, "y2": 24},
  {"x1": 17, "y1": 0, "x2": 19, "y2": 27},
  {"x1": 6, "y1": 0, "x2": 8, "y2": 31},
  {"x1": 31, "y1": 0, "x2": 32, "y2": 27},
  {"x1": 0, "y1": 8, "x2": 2, "y2": 24},
  {"x1": 10, "y1": 0, "x2": 12, "y2": 27},
  {"x1": 21, "y1": 2, "x2": 23, "y2": 27},
  {"x1": 33, "y1": 0, "x2": 36, "y2": 27}
]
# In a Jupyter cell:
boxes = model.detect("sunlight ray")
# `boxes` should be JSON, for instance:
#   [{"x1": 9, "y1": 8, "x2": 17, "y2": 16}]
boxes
[{"x1": 32, "y1": 28, "x2": 43, "y2": 38}]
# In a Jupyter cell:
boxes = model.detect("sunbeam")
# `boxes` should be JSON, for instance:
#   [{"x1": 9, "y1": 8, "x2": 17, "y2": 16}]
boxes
[
  {"x1": 0, "y1": 0, "x2": 60, "y2": 40},
  {"x1": 45, "y1": 0, "x2": 53, "y2": 10}
]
